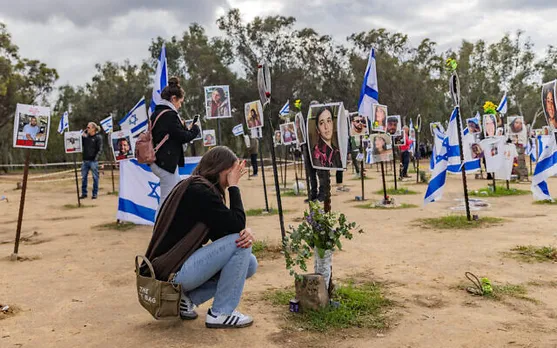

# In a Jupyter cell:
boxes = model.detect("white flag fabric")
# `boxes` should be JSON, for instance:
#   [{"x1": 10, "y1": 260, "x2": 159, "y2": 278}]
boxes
[
  {"x1": 358, "y1": 48, "x2": 378, "y2": 119},
  {"x1": 150, "y1": 44, "x2": 168, "y2": 115},
  {"x1": 100, "y1": 115, "x2": 113, "y2": 133},
  {"x1": 120, "y1": 97, "x2": 148, "y2": 138},
  {"x1": 531, "y1": 135, "x2": 557, "y2": 201},
  {"x1": 58, "y1": 111, "x2": 69, "y2": 134},
  {"x1": 496, "y1": 93, "x2": 508, "y2": 114},
  {"x1": 117, "y1": 157, "x2": 201, "y2": 225},
  {"x1": 279, "y1": 101, "x2": 290, "y2": 116},
  {"x1": 495, "y1": 143, "x2": 518, "y2": 180},
  {"x1": 424, "y1": 108, "x2": 463, "y2": 204},
  {"x1": 232, "y1": 124, "x2": 244, "y2": 136}
]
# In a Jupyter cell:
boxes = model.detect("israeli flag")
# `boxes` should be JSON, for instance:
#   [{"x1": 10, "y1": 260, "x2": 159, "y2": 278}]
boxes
[
  {"x1": 120, "y1": 97, "x2": 148, "y2": 138},
  {"x1": 531, "y1": 136, "x2": 557, "y2": 201},
  {"x1": 117, "y1": 157, "x2": 201, "y2": 225},
  {"x1": 496, "y1": 92, "x2": 508, "y2": 114},
  {"x1": 150, "y1": 44, "x2": 168, "y2": 115},
  {"x1": 358, "y1": 48, "x2": 379, "y2": 119},
  {"x1": 526, "y1": 138, "x2": 536, "y2": 162},
  {"x1": 409, "y1": 118, "x2": 415, "y2": 152},
  {"x1": 445, "y1": 108, "x2": 463, "y2": 174},
  {"x1": 232, "y1": 124, "x2": 244, "y2": 136},
  {"x1": 424, "y1": 113, "x2": 453, "y2": 204},
  {"x1": 430, "y1": 125, "x2": 447, "y2": 171},
  {"x1": 100, "y1": 115, "x2": 113, "y2": 133},
  {"x1": 279, "y1": 100, "x2": 290, "y2": 116},
  {"x1": 57, "y1": 111, "x2": 69, "y2": 134}
]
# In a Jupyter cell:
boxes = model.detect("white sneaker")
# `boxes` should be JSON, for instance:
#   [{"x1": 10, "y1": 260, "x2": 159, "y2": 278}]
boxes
[
  {"x1": 205, "y1": 308, "x2": 253, "y2": 329},
  {"x1": 180, "y1": 294, "x2": 198, "y2": 320}
]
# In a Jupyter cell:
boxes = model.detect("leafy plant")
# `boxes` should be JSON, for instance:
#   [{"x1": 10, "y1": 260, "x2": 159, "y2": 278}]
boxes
[{"x1": 282, "y1": 201, "x2": 362, "y2": 279}]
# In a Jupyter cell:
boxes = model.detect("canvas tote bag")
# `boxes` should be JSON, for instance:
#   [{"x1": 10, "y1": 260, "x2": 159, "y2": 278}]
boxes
[{"x1": 135, "y1": 255, "x2": 181, "y2": 320}]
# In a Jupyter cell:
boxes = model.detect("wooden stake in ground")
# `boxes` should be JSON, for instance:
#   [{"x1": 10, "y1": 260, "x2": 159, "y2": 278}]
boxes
[
  {"x1": 11, "y1": 150, "x2": 30, "y2": 261},
  {"x1": 449, "y1": 72, "x2": 472, "y2": 221},
  {"x1": 292, "y1": 146, "x2": 300, "y2": 194},
  {"x1": 392, "y1": 144, "x2": 398, "y2": 190},
  {"x1": 416, "y1": 114, "x2": 422, "y2": 184},
  {"x1": 266, "y1": 112, "x2": 286, "y2": 238},
  {"x1": 259, "y1": 137, "x2": 269, "y2": 212},
  {"x1": 110, "y1": 160, "x2": 115, "y2": 193},
  {"x1": 492, "y1": 175, "x2": 497, "y2": 192},
  {"x1": 359, "y1": 135, "x2": 365, "y2": 200},
  {"x1": 73, "y1": 153, "x2": 81, "y2": 208},
  {"x1": 283, "y1": 146, "x2": 288, "y2": 189},
  {"x1": 380, "y1": 161, "x2": 388, "y2": 201},
  {"x1": 217, "y1": 119, "x2": 222, "y2": 145}
]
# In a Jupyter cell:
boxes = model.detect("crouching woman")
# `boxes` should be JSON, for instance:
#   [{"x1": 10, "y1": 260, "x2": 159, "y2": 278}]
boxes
[{"x1": 144, "y1": 146, "x2": 257, "y2": 328}]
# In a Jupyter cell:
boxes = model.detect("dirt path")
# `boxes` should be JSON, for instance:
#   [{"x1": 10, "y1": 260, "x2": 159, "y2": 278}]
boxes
[{"x1": 1, "y1": 163, "x2": 556, "y2": 347}]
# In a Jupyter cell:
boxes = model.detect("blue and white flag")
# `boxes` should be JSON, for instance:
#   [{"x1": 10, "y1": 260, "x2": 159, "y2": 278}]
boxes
[
  {"x1": 57, "y1": 111, "x2": 69, "y2": 134},
  {"x1": 120, "y1": 97, "x2": 148, "y2": 138},
  {"x1": 100, "y1": 114, "x2": 113, "y2": 133},
  {"x1": 424, "y1": 110, "x2": 457, "y2": 204},
  {"x1": 150, "y1": 44, "x2": 168, "y2": 115},
  {"x1": 358, "y1": 48, "x2": 379, "y2": 119},
  {"x1": 409, "y1": 118, "x2": 415, "y2": 153},
  {"x1": 496, "y1": 92, "x2": 508, "y2": 114},
  {"x1": 526, "y1": 138, "x2": 536, "y2": 162},
  {"x1": 232, "y1": 124, "x2": 244, "y2": 136},
  {"x1": 117, "y1": 157, "x2": 201, "y2": 225},
  {"x1": 445, "y1": 108, "x2": 463, "y2": 174},
  {"x1": 279, "y1": 100, "x2": 290, "y2": 116},
  {"x1": 531, "y1": 136, "x2": 557, "y2": 201}
]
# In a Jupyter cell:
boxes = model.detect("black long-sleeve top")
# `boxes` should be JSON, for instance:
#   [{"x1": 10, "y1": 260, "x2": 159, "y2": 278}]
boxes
[
  {"x1": 153, "y1": 183, "x2": 246, "y2": 257},
  {"x1": 150, "y1": 104, "x2": 200, "y2": 173}
]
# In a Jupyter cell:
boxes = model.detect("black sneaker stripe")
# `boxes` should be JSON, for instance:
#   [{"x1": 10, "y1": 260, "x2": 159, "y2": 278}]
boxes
[
  {"x1": 223, "y1": 316, "x2": 232, "y2": 325},
  {"x1": 232, "y1": 317, "x2": 240, "y2": 326}
]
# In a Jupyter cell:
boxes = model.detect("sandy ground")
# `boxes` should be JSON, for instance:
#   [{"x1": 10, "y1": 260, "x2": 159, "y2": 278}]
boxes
[{"x1": 1, "y1": 161, "x2": 557, "y2": 348}]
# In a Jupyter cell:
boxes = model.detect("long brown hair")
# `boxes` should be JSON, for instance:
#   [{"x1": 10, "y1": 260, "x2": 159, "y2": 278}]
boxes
[{"x1": 192, "y1": 146, "x2": 238, "y2": 197}]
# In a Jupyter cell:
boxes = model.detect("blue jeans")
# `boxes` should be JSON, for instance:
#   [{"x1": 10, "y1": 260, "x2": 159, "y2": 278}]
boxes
[
  {"x1": 81, "y1": 161, "x2": 99, "y2": 197},
  {"x1": 173, "y1": 234, "x2": 258, "y2": 315}
]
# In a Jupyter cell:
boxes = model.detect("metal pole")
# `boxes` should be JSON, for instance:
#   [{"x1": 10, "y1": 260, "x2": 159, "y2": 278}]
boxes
[
  {"x1": 111, "y1": 160, "x2": 115, "y2": 193},
  {"x1": 359, "y1": 135, "x2": 365, "y2": 200},
  {"x1": 292, "y1": 147, "x2": 300, "y2": 194},
  {"x1": 324, "y1": 171, "x2": 332, "y2": 213},
  {"x1": 416, "y1": 131, "x2": 420, "y2": 184},
  {"x1": 283, "y1": 146, "x2": 288, "y2": 188},
  {"x1": 302, "y1": 145, "x2": 311, "y2": 203},
  {"x1": 492, "y1": 175, "x2": 496, "y2": 193},
  {"x1": 217, "y1": 119, "x2": 222, "y2": 145},
  {"x1": 259, "y1": 137, "x2": 269, "y2": 212},
  {"x1": 392, "y1": 145, "x2": 398, "y2": 190},
  {"x1": 506, "y1": 179, "x2": 510, "y2": 190},
  {"x1": 455, "y1": 106, "x2": 472, "y2": 221},
  {"x1": 266, "y1": 107, "x2": 286, "y2": 239},
  {"x1": 380, "y1": 161, "x2": 388, "y2": 201},
  {"x1": 278, "y1": 145, "x2": 284, "y2": 188},
  {"x1": 73, "y1": 154, "x2": 81, "y2": 207},
  {"x1": 12, "y1": 150, "x2": 31, "y2": 260}
]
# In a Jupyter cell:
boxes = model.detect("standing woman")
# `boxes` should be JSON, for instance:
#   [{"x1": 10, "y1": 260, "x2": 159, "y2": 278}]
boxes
[{"x1": 151, "y1": 77, "x2": 200, "y2": 208}]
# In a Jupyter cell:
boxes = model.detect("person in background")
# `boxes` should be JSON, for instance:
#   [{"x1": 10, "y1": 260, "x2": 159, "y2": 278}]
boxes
[
  {"x1": 249, "y1": 137, "x2": 259, "y2": 177},
  {"x1": 399, "y1": 126, "x2": 413, "y2": 179},
  {"x1": 81, "y1": 122, "x2": 103, "y2": 199},
  {"x1": 150, "y1": 77, "x2": 200, "y2": 211}
]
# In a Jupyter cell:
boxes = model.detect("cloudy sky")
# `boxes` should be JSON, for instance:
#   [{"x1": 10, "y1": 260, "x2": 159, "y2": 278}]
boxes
[{"x1": 1, "y1": 0, "x2": 555, "y2": 90}]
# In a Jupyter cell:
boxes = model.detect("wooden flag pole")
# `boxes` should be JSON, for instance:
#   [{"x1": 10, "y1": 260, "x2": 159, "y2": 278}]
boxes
[
  {"x1": 259, "y1": 137, "x2": 269, "y2": 212},
  {"x1": 11, "y1": 150, "x2": 31, "y2": 261},
  {"x1": 392, "y1": 144, "x2": 398, "y2": 190},
  {"x1": 73, "y1": 153, "x2": 81, "y2": 207},
  {"x1": 359, "y1": 135, "x2": 365, "y2": 200},
  {"x1": 380, "y1": 161, "x2": 388, "y2": 201}
]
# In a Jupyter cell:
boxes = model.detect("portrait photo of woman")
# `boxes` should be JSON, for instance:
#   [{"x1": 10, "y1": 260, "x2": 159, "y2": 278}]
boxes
[
  {"x1": 280, "y1": 122, "x2": 297, "y2": 145},
  {"x1": 273, "y1": 130, "x2": 282, "y2": 147},
  {"x1": 307, "y1": 103, "x2": 343, "y2": 170},
  {"x1": 372, "y1": 104, "x2": 388, "y2": 131},
  {"x1": 483, "y1": 114, "x2": 497, "y2": 137},
  {"x1": 542, "y1": 81, "x2": 557, "y2": 129},
  {"x1": 471, "y1": 143, "x2": 483, "y2": 159},
  {"x1": 244, "y1": 100, "x2": 264, "y2": 129},
  {"x1": 508, "y1": 116, "x2": 524, "y2": 135},
  {"x1": 295, "y1": 113, "x2": 306, "y2": 145},
  {"x1": 205, "y1": 85, "x2": 231, "y2": 119},
  {"x1": 370, "y1": 134, "x2": 393, "y2": 163}
]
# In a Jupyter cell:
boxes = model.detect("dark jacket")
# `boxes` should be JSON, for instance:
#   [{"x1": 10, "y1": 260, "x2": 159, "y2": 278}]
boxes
[
  {"x1": 82, "y1": 133, "x2": 103, "y2": 161},
  {"x1": 145, "y1": 177, "x2": 246, "y2": 279},
  {"x1": 151, "y1": 104, "x2": 200, "y2": 173}
]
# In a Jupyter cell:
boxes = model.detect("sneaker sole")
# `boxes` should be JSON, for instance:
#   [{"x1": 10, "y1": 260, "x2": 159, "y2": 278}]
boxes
[
  {"x1": 205, "y1": 321, "x2": 253, "y2": 329},
  {"x1": 180, "y1": 313, "x2": 198, "y2": 320}
]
